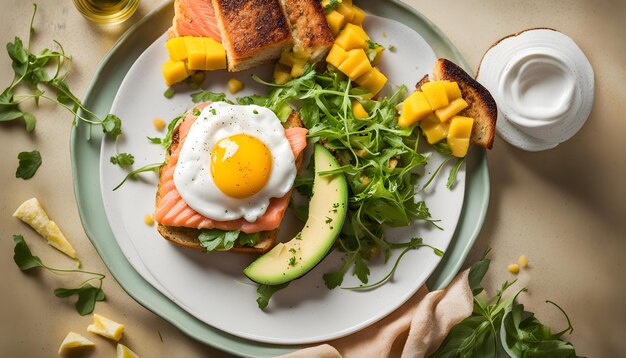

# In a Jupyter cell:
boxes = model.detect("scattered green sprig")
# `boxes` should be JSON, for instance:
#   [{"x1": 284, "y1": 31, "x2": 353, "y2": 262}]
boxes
[
  {"x1": 109, "y1": 153, "x2": 135, "y2": 167},
  {"x1": 16, "y1": 149, "x2": 41, "y2": 179},
  {"x1": 12, "y1": 234, "x2": 105, "y2": 315},
  {"x1": 112, "y1": 162, "x2": 163, "y2": 191},
  {"x1": 256, "y1": 283, "x2": 289, "y2": 310}
]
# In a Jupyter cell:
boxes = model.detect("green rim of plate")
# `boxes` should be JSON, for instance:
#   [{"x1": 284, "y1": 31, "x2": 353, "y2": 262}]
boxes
[{"x1": 69, "y1": 1, "x2": 489, "y2": 356}]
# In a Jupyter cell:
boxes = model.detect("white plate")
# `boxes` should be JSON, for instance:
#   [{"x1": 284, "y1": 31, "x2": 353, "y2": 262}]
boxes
[{"x1": 99, "y1": 14, "x2": 465, "y2": 344}]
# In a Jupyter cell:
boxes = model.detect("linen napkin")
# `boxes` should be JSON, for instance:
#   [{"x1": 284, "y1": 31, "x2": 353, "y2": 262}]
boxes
[{"x1": 280, "y1": 269, "x2": 473, "y2": 358}]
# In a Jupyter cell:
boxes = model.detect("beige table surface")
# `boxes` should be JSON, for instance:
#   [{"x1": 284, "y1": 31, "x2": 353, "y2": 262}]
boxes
[{"x1": 1, "y1": 0, "x2": 624, "y2": 357}]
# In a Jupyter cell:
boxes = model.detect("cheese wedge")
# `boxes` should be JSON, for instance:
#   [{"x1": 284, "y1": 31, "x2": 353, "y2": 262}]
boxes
[
  {"x1": 87, "y1": 314, "x2": 124, "y2": 341},
  {"x1": 13, "y1": 198, "x2": 77, "y2": 259},
  {"x1": 58, "y1": 332, "x2": 95, "y2": 355},
  {"x1": 116, "y1": 343, "x2": 140, "y2": 358}
]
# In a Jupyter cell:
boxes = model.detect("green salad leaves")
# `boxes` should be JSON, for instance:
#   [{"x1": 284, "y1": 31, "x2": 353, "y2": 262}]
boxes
[{"x1": 198, "y1": 229, "x2": 260, "y2": 252}]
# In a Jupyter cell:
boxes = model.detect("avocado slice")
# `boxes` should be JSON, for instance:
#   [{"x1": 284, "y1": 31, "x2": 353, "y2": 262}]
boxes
[{"x1": 243, "y1": 144, "x2": 348, "y2": 285}]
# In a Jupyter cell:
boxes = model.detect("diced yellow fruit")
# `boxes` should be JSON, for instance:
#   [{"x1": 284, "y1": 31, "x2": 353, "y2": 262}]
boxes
[
  {"x1": 444, "y1": 81, "x2": 462, "y2": 100},
  {"x1": 422, "y1": 81, "x2": 449, "y2": 110},
  {"x1": 336, "y1": 3, "x2": 355, "y2": 23},
  {"x1": 279, "y1": 51, "x2": 300, "y2": 67},
  {"x1": 273, "y1": 63, "x2": 293, "y2": 85},
  {"x1": 334, "y1": 24, "x2": 368, "y2": 51},
  {"x1": 161, "y1": 59, "x2": 189, "y2": 86},
  {"x1": 354, "y1": 67, "x2": 387, "y2": 97},
  {"x1": 58, "y1": 332, "x2": 95, "y2": 355},
  {"x1": 338, "y1": 49, "x2": 372, "y2": 80},
  {"x1": 152, "y1": 118, "x2": 165, "y2": 131},
  {"x1": 507, "y1": 263, "x2": 520, "y2": 275},
  {"x1": 116, "y1": 343, "x2": 140, "y2": 358},
  {"x1": 291, "y1": 60, "x2": 306, "y2": 78},
  {"x1": 518, "y1": 255, "x2": 529, "y2": 268},
  {"x1": 325, "y1": 11, "x2": 346, "y2": 36},
  {"x1": 204, "y1": 38, "x2": 227, "y2": 70},
  {"x1": 13, "y1": 198, "x2": 77, "y2": 259},
  {"x1": 371, "y1": 46, "x2": 384, "y2": 66},
  {"x1": 420, "y1": 114, "x2": 449, "y2": 144},
  {"x1": 447, "y1": 137, "x2": 470, "y2": 157},
  {"x1": 398, "y1": 91, "x2": 431, "y2": 127},
  {"x1": 326, "y1": 44, "x2": 349, "y2": 68},
  {"x1": 350, "y1": 5, "x2": 366, "y2": 25},
  {"x1": 352, "y1": 100, "x2": 368, "y2": 119},
  {"x1": 342, "y1": 0, "x2": 352, "y2": 5},
  {"x1": 227, "y1": 78, "x2": 244, "y2": 94},
  {"x1": 448, "y1": 116, "x2": 474, "y2": 139},
  {"x1": 183, "y1": 37, "x2": 205, "y2": 71},
  {"x1": 87, "y1": 314, "x2": 125, "y2": 341},
  {"x1": 165, "y1": 37, "x2": 187, "y2": 61},
  {"x1": 435, "y1": 98, "x2": 468, "y2": 122}
]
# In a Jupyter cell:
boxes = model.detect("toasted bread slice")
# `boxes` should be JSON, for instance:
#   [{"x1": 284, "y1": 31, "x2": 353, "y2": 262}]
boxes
[
  {"x1": 416, "y1": 59, "x2": 497, "y2": 149},
  {"x1": 278, "y1": 0, "x2": 334, "y2": 63},
  {"x1": 212, "y1": 0, "x2": 294, "y2": 71},
  {"x1": 156, "y1": 111, "x2": 305, "y2": 254}
]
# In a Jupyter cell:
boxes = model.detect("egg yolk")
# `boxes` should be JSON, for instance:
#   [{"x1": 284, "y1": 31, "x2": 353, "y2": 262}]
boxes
[{"x1": 210, "y1": 134, "x2": 272, "y2": 199}]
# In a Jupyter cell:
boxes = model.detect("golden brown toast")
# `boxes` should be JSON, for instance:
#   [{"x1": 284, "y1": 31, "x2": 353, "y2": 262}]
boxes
[
  {"x1": 212, "y1": 0, "x2": 294, "y2": 71},
  {"x1": 416, "y1": 59, "x2": 497, "y2": 149},
  {"x1": 156, "y1": 110, "x2": 305, "y2": 254},
  {"x1": 278, "y1": 0, "x2": 334, "y2": 63}
]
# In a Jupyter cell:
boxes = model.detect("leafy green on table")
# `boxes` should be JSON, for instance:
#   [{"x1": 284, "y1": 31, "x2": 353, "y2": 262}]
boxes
[
  {"x1": 16, "y1": 150, "x2": 42, "y2": 179},
  {"x1": 12, "y1": 234, "x2": 106, "y2": 315},
  {"x1": 1, "y1": 4, "x2": 123, "y2": 138}
]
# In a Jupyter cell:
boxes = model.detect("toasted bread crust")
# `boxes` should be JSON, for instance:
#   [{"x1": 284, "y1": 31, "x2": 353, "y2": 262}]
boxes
[
  {"x1": 279, "y1": 0, "x2": 334, "y2": 63},
  {"x1": 156, "y1": 108, "x2": 305, "y2": 254},
  {"x1": 212, "y1": 0, "x2": 294, "y2": 71},
  {"x1": 416, "y1": 59, "x2": 497, "y2": 149}
]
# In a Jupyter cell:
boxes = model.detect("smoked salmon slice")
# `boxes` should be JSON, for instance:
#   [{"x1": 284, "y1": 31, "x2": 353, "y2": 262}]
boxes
[
  {"x1": 154, "y1": 106, "x2": 308, "y2": 234},
  {"x1": 172, "y1": 0, "x2": 222, "y2": 42}
]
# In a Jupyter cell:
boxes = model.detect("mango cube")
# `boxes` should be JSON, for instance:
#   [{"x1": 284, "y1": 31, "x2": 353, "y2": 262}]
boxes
[
  {"x1": 420, "y1": 114, "x2": 449, "y2": 144},
  {"x1": 422, "y1": 81, "x2": 449, "y2": 110},
  {"x1": 183, "y1": 37, "x2": 205, "y2": 70},
  {"x1": 334, "y1": 24, "x2": 368, "y2": 51},
  {"x1": 355, "y1": 67, "x2": 387, "y2": 97},
  {"x1": 273, "y1": 63, "x2": 293, "y2": 84},
  {"x1": 350, "y1": 5, "x2": 366, "y2": 25},
  {"x1": 326, "y1": 11, "x2": 346, "y2": 36},
  {"x1": 87, "y1": 314, "x2": 124, "y2": 341},
  {"x1": 447, "y1": 137, "x2": 470, "y2": 157},
  {"x1": 165, "y1": 37, "x2": 187, "y2": 61},
  {"x1": 336, "y1": 3, "x2": 355, "y2": 23},
  {"x1": 291, "y1": 60, "x2": 307, "y2": 77},
  {"x1": 435, "y1": 97, "x2": 468, "y2": 122},
  {"x1": 352, "y1": 100, "x2": 368, "y2": 119},
  {"x1": 204, "y1": 38, "x2": 226, "y2": 70},
  {"x1": 398, "y1": 91, "x2": 431, "y2": 127},
  {"x1": 326, "y1": 44, "x2": 349, "y2": 68},
  {"x1": 161, "y1": 59, "x2": 189, "y2": 86},
  {"x1": 338, "y1": 49, "x2": 372, "y2": 80},
  {"x1": 448, "y1": 116, "x2": 474, "y2": 139},
  {"x1": 444, "y1": 81, "x2": 462, "y2": 100}
]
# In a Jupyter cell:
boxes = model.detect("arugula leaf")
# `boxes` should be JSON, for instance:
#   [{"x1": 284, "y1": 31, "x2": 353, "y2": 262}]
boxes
[
  {"x1": 256, "y1": 283, "x2": 289, "y2": 309},
  {"x1": 101, "y1": 114, "x2": 122, "y2": 139},
  {"x1": 160, "y1": 114, "x2": 185, "y2": 149},
  {"x1": 198, "y1": 230, "x2": 239, "y2": 251},
  {"x1": 112, "y1": 162, "x2": 163, "y2": 191},
  {"x1": 16, "y1": 150, "x2": 42, "y2": 179},
  {"x1": 110, "y1": 153, "x2": 135, "y2": 167},
  {"x1": 447, "y1": 157, "x2": 465, "y2": 189},
  {"x1": 13, "y1": 234, "x2": 43, "y2": 270},
  {"x1": 190, "y1": 90, "x2": 227, "y2": 103},
  {"x1": 54, "y1": 284, "x2": 105, "y2": 316},
  {"x1": 353, "y1": 253, "x2": 370, "y2": 284}
]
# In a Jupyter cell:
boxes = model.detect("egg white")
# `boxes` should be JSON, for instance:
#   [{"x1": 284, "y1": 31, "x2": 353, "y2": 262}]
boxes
[{"x1": 173, "y1": 102, "x2": 296, "y2": 222}]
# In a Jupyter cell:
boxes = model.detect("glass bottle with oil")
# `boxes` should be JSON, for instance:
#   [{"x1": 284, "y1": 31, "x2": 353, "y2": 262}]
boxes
[{"x1": 72, "y1": 0, "x2": 140, "y2": 25}]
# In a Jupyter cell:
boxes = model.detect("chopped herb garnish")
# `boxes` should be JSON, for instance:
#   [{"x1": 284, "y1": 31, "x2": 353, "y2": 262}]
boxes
[
  {"x1": 253, "y1": 109, "x2": 259, "y2": 114},
  {"x1": 388, "y1": 45, "x2": 396, "y2": 52},
  {"x1": 163, "y1": 87, "x2": 174, "y2": 99},
  {"x1": 288, "y1": 256, "x2": 297, "y2": 266},
  {"x1": 193, "y1": 108, "x2": 201, "y2": 116},
  {"x1": 109, "y1": 153, "x2": 135, "y2": 167},
  {"x1": 210, "y1": 108, "x2": 217, "y2": 115},
  {"x1": 325, "y1": 216, "x2": 333, "y2": 224}
]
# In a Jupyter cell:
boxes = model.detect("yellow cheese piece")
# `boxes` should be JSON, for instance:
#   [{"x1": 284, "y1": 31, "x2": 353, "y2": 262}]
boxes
[
  {"x1": 352, "y1": 100, "x2": 368, "y2": 119},
  {"x1": 420, "y1": 114, "x2": 449, "y2": 144},
  {"x1": 334, "y1": 24, "x2": 368, "y2": 51},
  {"x1": 325, "y1": 10, "x2": 345, "y2": 36},
  {"x1": 398, "y1": 91, "x2": 431, "y2": 127},
  {"x1": 291, "y1": 60, "x2": 307, "y2": 78},
  {"x1": 326, "y1": 44, "x2": 349, "y2": 68},
  {"x1": 443, "y1": 81, "x2": 462, "y2": 100},
  {"x1": 161, "y1": 59, "x2": 189, "y2": 86},
  {"x1": 350, "y1": 5, "x2": 366, "y2": 25},
  {"x1": 58, "y1": 331, "x2": 95, "y2": 355},
  {"x1": 204, "y1": 38, "x2": 227, "y2": 70},
  {"x1": 448, "y1": 115, "x2": 474, "y2": 139},
  {"x1": 273, "y1": 63, "x2": 293, "y2": 84},
  {"x1": 183, "y1": 37, "x2": 205, "y2": 71},
  {"x1": 435, "y1": 97, "x2": 468, "y2": 122},
  {"x1": 227, "y1": 78, "x2": 244, "y2": 94},
  {"x1": 338, "y1": 49, "x2": 372, "y2": 80},
  {"x1": 116, "y1": 343, "x2": 140, "y2": 358},
  {"x1": 336, "y1": 3, "x2": 355, "y2": 23},
  {"x1": 13, "y1": 198, "x2": 77, "y2": 259},
  {"x1": 87, "y1": 314, "x2": 125, "y2": 341},
  {"x1": 422, "y1": 81, "x2": 449, "y2": 110},
  {"x1": 447, "y1": 137, "x2": 470, "y2": 157},
  {"x1": 165, "y1": 37, "x2": 187, "y2": 61},
  {"x1": 354, "y1": 67, "x2": 387, "y2": 97}
]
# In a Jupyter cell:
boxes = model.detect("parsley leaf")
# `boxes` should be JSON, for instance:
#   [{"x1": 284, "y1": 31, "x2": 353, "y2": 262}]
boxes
[
  {"x1": 16, "y1": 150, "x2": 42, "y2": 179},
  {"x1": 190, "y1": 90, "x2": 227, "y2": 103},
  {"x1": 101, "y1": 114, "x2": 122, "y2": 139},
  {"x1": 256, "y1": 283, "x2": 289, "y2": 309},
  {"x1": 110, "y1": 153, "x2": 135, "y2": 167}
]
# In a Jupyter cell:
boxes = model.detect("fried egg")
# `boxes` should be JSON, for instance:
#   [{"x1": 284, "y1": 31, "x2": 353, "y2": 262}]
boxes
[{"x1": 173, "y1": 102, "x2": 296, "y2": 222}]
